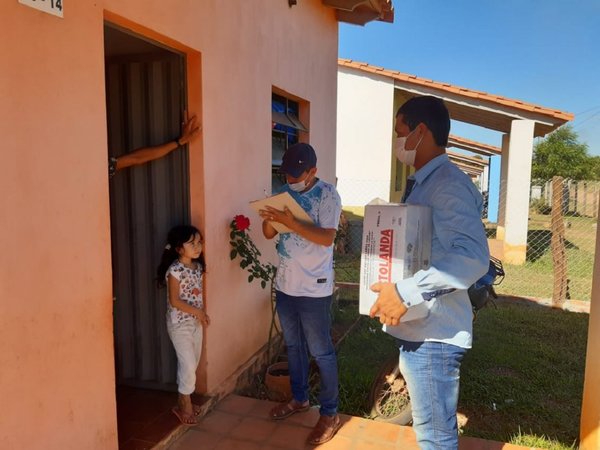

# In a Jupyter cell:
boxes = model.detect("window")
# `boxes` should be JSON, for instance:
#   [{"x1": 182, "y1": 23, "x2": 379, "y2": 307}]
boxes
[
  {"x1": 392, "y1": 157, "x2": 415, "y2": 202},
  {"x1": 272, "y1": 92, "x2": 308, "y2": 191}
]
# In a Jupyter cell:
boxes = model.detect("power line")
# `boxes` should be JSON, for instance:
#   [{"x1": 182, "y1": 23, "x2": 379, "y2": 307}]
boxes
[
  {"x1": 574, "y1": 105, "x2": 600, "y2": 116},
  {"x1": 573, "y1": 111, "x2": 600, "y2": 130}
]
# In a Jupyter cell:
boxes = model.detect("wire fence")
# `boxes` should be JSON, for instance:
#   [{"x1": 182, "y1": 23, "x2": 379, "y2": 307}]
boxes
[{"x1": 334, "y1": 177, "x2": 599, "y2": 304}]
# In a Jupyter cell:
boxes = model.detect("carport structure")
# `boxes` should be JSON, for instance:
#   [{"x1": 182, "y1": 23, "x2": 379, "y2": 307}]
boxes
[
  {"x1": 447, "y1": 150, "x2": 488, "y2": 180},
  {"x1": 338, "y1": 58, "x2": 573, "y2": 265}
]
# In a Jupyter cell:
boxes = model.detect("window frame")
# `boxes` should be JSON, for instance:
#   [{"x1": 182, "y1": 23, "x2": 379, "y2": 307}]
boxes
[{"x1": 271, "y1": 91, "x2": 309, "y2": 191}]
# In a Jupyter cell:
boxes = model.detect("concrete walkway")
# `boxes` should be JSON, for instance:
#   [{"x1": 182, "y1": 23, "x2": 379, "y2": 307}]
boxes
[{"x1": 162, "y1": 395, "x2": 537, "y2": 450}]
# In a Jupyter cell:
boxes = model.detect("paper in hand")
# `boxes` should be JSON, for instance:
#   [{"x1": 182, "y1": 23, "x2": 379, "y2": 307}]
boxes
[{"x1": 249, "y1": 192, "x2": 313, "y2": 234}]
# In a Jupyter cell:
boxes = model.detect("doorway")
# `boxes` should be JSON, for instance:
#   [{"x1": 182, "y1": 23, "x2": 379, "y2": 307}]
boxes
[{"x1": 104, "y1": 23, "x2": 191, "y2": 445}]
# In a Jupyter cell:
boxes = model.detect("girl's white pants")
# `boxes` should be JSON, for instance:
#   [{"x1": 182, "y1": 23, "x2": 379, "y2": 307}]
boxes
[{"x1": 167, "y1": 319, "x2": 203, "y2": 395}]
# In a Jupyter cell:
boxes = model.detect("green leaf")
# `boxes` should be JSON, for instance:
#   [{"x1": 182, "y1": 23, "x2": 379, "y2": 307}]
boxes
[
  {"x1": 532, "y1": 125, "x2": 592, "y2": 181},
  {"x1": 248, "y1": 275, "x2": 254, "y2": 282},
  {"x1": 261, "y1": 280, "x2": 266, "y2": 289},
  {"x1": 230, "y1": 249, "x2": 237, "y2": 260}
]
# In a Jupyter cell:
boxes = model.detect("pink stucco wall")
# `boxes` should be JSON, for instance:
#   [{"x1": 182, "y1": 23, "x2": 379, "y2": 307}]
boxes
[{"x1": 1, "y1": 1, "x2": 338, "y2": 448}]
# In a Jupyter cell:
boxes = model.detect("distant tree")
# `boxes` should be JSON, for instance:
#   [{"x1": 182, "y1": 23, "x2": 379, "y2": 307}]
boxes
[
  {"x1": 589, "y1": 156, "x2": 600, "y2": 181},
  {"x1": 531, "y1": 125, "x2": 591, "y2": 181}
]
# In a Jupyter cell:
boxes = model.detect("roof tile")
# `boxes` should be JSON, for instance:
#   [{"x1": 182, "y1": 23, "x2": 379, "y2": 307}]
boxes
[{"x1": 338, "y1": 59, "x2": 573, "y2": 122}]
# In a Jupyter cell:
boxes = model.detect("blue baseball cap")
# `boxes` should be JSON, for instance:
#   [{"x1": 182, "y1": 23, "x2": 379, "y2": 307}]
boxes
[{"x1": 280, "y1": 143, "x2": 317, "y2": 178}]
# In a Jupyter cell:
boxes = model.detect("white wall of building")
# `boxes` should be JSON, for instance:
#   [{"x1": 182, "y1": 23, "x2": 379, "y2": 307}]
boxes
[{"x1": 336, "y1": 67, "x2": 395, "y2": 206}]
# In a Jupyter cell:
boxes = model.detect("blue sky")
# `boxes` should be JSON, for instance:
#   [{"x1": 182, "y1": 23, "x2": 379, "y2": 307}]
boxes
[{"x1": 339, "y1": 0, "x2": 600, "y2": 155}]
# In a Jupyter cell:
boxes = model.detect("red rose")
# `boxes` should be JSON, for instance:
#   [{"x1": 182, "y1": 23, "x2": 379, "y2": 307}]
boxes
[{"x1": 234, "y1": 215, "x2": 250, "y2": 231}]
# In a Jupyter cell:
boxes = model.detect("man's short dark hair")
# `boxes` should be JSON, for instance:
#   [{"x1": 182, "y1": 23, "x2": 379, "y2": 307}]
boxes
[{"x1": 396, "y1": 96, "x2": 450, "y2": 147}]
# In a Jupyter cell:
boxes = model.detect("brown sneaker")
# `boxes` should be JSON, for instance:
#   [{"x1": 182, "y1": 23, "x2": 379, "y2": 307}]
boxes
[{"x1": 307, "y1": 414, "x2": 341, "y2": 445}]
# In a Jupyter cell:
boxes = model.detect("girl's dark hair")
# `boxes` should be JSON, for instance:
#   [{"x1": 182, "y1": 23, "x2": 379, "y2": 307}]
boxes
[
  {"x1": 156, "y1": 225, "x2": 205, "y2": 288},
  {"x1": 396, "y1": 96, "x2": 450, "y2": 147}
]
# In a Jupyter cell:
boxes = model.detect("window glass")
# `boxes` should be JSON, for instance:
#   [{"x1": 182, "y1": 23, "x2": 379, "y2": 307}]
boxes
[{"x1": 271, "y1": 93, "x2": 306, "y2": 191}]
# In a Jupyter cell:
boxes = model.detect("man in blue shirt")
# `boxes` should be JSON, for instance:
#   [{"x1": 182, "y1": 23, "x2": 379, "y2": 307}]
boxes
[{"x1": 370, "y1": 96, "x2": 489, "y2": 450}]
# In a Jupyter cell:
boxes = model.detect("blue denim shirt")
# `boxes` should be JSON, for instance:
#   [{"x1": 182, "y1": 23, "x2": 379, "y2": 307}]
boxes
[{"x1": 388, "y1": 154, "x2": 490, "y2": 348}]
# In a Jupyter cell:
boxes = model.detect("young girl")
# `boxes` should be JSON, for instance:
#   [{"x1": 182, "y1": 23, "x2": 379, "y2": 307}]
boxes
[{"x1": 157, "y1": 225, "x2": 210, "y2": 425}]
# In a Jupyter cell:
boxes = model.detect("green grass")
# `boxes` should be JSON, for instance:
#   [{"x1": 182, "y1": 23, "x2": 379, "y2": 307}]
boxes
[
  {"x1": 510, "y1": 430, "x2": 578, "y2": 450},
  {"x1": 334, "y1": 253, "x2": 361, "y2": 283},
  {"x1": 335, "y1": 310, "x2": 397, "y2": 415},
  {"x1": 332, "y1": 298, "x2": 589, "y2": 449},
  {"x1": 496, "y1": 212, "x2": 596, "y2": 301},
  {"x1": 459, "y1": 303, "x2": 588, "y2": 447},
  {"x1": 498, "y1": 262, "x2": 554, "y2": 299},
  {"x1": 332, "y1": 298, "x2": 360, "y2": 326},
  {"x1": 342, "y1": 206, "x2": 365, "y2": 220}
]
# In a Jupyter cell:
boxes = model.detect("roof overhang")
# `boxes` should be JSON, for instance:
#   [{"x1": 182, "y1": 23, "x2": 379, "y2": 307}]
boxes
[
  {"x1": 448, "y1": 135, "x2": 501, "y2": 156},
  {"x1": 448, "y1": 150, "x2": 488, "y2": 166},
  {"x1": 323, "y1": 0, "x2": 394, "y2": 25},
  {"x1": 448, "y1": 151, "x2": 487, "y2": 176},
  {"x1": 393, "y1": 83, "x2": 567, "y2": 138},
  {"x1": 457, "y1": 167, "x2": 482, "y2": 177},
  {"x1": 339, "y1": 59, "x2": 573, "y2": 137}
]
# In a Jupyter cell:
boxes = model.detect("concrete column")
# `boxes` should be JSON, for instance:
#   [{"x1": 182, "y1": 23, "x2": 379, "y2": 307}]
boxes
[
  {"x1": 487, "y1": 155, "x2": 501, "y2": 224},
  {"x1": 481, "y1": 163, "x2": 489, "y2": 194},
  {"x1": 501, "y1": 120, "x2": 535, "y2": 265},
  {"x1": 580, "y1": 202, "x2": 600, "y2": 449},
  {"x1": 496, "y1": 134, "x2": 510, "y2": 240}
]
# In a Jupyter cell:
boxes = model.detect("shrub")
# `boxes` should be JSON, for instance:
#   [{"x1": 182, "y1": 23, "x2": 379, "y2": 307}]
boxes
[{"x1": 530, "y1": 198, "x2": 552, "y2": 215}]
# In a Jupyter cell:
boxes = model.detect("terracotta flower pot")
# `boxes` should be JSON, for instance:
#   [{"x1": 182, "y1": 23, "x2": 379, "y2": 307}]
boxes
[{"x1": 265, "y1": 361, "x2": 292, "y2": 402}]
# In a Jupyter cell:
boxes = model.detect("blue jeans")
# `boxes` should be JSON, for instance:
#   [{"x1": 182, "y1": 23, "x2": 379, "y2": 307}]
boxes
[
  {"x1": 275, "y1": 291, "x2": 338, "y2": 416},
  {"x1": 397, "y1": 339, "x2": 467, "y2": 450}
]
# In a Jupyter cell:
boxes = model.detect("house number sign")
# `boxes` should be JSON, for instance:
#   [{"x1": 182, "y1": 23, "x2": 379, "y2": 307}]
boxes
[{"x1": 19, "y1": 0, "x2": 63, "y2": 18}]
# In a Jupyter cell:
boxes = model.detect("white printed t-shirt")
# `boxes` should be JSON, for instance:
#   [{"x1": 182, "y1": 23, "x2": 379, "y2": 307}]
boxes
[
  {"x1": 166, "y1": 260, "x2": 203, "y2": 324},
  {"x1": 275, "y1": 179, "x2": 342, "y2": 298}
]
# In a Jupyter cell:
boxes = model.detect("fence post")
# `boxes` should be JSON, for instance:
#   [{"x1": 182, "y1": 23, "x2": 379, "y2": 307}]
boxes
[
  {"x1": 573, "y1": 181, "x2": 579, "y2": 213},
  {"x1": 551, "y1": 176, "x2": 568, "y2": 307},
  {"x1": 592, "y1": 183, "x2": 599, "y2": 217},
  {"x1": 582, "y1": 182, "x2": 587, "y2": 217}
]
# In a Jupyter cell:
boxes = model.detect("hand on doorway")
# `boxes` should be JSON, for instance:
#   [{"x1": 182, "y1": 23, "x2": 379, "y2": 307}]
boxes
[{"x1": 178, "y1": 111, "x2": 201, "y2": 146}]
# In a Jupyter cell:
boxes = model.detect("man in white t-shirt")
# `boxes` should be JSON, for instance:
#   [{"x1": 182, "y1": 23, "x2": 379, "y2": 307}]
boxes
[{"x1": 259, "y1": 143, "x2": 342, "y2": 446}]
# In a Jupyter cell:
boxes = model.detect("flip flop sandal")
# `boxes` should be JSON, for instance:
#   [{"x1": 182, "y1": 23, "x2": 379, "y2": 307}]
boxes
[
  {"x1": 193, "y1": 404, "x2": 202, "y2": 416},
  {"x1": 172, "y1": 407, "x2": 197, "y2": 425},
  {"x1": 270, "y1": 401, "x2": 310, "y2": 420}
]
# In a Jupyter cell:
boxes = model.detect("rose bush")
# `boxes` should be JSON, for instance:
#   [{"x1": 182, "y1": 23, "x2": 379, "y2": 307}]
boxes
[{"x1": 229, "y1": 215, "x2": 276, "y2": 289}]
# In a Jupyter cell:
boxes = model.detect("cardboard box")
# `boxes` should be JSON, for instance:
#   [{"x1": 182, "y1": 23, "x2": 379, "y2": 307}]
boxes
[{"x1": 359, "y1": 199, "x2": 432, "y2": 322}]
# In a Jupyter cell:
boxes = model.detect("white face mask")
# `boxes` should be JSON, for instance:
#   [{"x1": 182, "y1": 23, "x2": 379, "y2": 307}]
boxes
[
  {"x1": 288, "y1": 173, "x2": 311, "y2": 192},
  {"x1": 394, "y1": 129, "x2": 423, "y2": 166}
]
